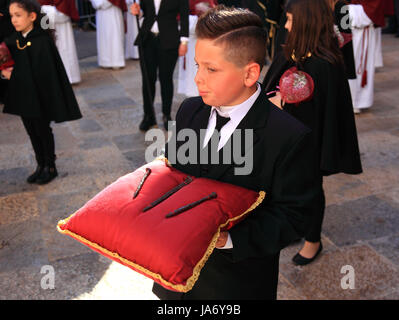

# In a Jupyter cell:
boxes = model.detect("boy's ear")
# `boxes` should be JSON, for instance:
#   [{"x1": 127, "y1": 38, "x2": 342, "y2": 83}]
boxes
[{"x1": 244, "y1": 62, "x2": 261, "y2": 87}]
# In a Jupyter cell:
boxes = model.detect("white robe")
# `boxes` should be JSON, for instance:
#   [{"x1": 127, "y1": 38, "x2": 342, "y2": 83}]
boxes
[
  {"x1": 125, "y1": 0, "x2": 139, "y2": 59},
  {"x1": 177, "y1": 15, "x2": 199, "y2": 97},
  {"x1": 41, "y1": 5, "x2": 81, "y2": 84},
  {"x1": 90, "y1": 0, "x2": 126, "y2": 68},
  {"x1": 348, "y1": 4, "x2": 383, "y2": 109}
]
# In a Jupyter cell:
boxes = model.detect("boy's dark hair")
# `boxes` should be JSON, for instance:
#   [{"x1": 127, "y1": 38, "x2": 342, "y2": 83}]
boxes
[
  {"x1": 10, "y1": 0, "x2": 56, "y2": 41},
  {"x1": 195, "y1": 5, "x2": 267, "y2": 69}
]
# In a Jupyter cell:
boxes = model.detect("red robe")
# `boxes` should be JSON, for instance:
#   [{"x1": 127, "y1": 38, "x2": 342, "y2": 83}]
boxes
[
  {"x1": 189, "y1": 0, "x2": 217, "y2": 15},
  {"x1": 351, "y1": 0, "x2": 386, "y2": 27},
  {"x1": 109, "y1": 0, "x2": 128, "y2": 12},
  {"x1": 384, "y1": 0, "x2": 395, "y2": 16},
  {"x1": 38, "y1": 0, "x2": 80, "y2": 21}
]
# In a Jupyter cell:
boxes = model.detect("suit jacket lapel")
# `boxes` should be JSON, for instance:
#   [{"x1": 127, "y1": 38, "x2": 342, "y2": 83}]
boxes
[
  {"x1": 206, "y1": 91, "x2": 271, "y2": 180},
  {"x1": 158, "y1": 0, "x2": 166, "y2": 15}
]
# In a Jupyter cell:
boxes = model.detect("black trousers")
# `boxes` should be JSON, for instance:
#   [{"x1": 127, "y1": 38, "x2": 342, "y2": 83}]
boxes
[
  {"x1": 0, "y1": 79, "x2": 8, "y2": 103},
  {"x1": 152, "y1": 249, "x2": 279, "y2": 300},
  {"x1": 21, "y1": 117, "x2": 56, "y2": 167},
  {"x1": 304, "y1": 177, "x2": 325, "y2": 243},
  {"x1": 140, "y1": 33, "x2": 179, "y2": 118}
]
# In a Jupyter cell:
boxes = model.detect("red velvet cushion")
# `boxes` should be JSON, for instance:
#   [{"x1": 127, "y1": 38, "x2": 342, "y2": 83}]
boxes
[{"x1": 57, "y1": 158, "x2": 265, "y2": 292}]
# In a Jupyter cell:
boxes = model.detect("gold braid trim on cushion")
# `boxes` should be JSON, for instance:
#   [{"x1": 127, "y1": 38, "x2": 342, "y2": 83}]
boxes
[{"x1": 56, "y1": 158, "x2": 266, "y2": 292}]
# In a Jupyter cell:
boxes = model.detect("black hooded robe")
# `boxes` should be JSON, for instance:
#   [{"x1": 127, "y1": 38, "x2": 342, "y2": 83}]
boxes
[{"x1": 3, "y1": 27, "x2": 82, "y2": 123}]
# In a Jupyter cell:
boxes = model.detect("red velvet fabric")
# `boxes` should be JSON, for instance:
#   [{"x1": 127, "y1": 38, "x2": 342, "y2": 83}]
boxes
[
  {"x1": 279, "y1": 67, "x2": 314, "y2": 104},
  {"x1": 109, "y1": 0, "x2": 128, "y2": 12},
  {"x1": 189, "y1": 0, "x2": 217, "y2": 15},
  {"x1": 57, "y1": 158, "x2": 264, "y2": 292},
  {"x1": 0, "y1": 42, "x2": 14, "y2": 70},
  {"x1": 351, "y1": 0, "x2": 386, "y2": 27},
  {"x1": 38, "y1": 0, "x2": 80, "y2": 21},
  {"x1": 384, "y1": 0, "x2": 395, "y2": 16}
]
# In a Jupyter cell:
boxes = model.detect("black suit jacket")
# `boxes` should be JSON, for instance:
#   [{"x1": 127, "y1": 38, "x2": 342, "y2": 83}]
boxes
[
  {"x1": 156, "y1": 92, "x2": 321, "y2": 299},
  {"x1": 135, "y1": 0, "x2": 189, "y2": 50}
]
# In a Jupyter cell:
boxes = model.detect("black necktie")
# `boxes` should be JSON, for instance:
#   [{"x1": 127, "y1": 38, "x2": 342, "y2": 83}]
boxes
[{"x1": 215, "y1": 112, "x2": 230, "y2": 132}]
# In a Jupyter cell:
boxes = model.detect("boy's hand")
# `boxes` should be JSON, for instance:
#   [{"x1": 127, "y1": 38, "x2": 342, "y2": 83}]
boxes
[
  {"x1": 130, "y1": 3, "x2": 140, "y2": 15},
  {"x1": 1, "y1": 67, "x2": 13, "y2": 80},
  {"x1": 215, "y1": 231, "x2": 228, "y2": 248}
]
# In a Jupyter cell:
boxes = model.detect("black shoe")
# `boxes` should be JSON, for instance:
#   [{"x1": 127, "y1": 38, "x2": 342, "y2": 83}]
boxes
[
  {"x1": 27, "y1": 165, "x2": 44, "y2": 184},
  {"x1": 395, "y1": 33, "x2": 399, "y2": 38},
  {"x1": 162, "y1": 114, "x2": 172, "y2": 130},
  {"x1": 36, "y1": 165, "x2": 58, "y2": 185},
  {"x1": 139, "y1": 115, "x2": 157, "y2": 132},
  {"x1": 292, "y1": 242, "x2": 323, "y2": 266}
]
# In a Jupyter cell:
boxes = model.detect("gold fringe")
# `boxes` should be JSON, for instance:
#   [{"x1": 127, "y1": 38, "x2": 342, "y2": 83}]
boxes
[{"x1": 56, "y1": 158, "x2": 266, "y2": 292}]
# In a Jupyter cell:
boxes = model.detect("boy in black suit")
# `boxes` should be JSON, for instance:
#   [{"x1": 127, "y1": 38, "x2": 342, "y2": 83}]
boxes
[
  {"x1": 130, "y1": 0, "x2": 189, "y2": 131},
  {"x1": 153, "y1": 5, "x2": 320, "y2": 300}
]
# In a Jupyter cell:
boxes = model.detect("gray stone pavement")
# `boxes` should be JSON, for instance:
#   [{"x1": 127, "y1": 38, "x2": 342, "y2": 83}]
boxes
[{"x1": 0, "y1": 32, "x2": 399, "y2": 300}]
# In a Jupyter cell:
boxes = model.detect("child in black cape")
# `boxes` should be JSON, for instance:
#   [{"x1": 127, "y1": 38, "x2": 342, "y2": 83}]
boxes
[
  {"x1": 152, "y1": 5, "x2": 321, "y2": 300},
  {"x1": 1, "y1": 0, "x2": 82, "y2": 184},
  {"x1": 263, "y1": 0, "x2": 362, "y2": 265}
]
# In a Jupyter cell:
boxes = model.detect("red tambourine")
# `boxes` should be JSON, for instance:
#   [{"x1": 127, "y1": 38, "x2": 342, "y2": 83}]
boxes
[
  {"x1": 279, "y1": 66, "x2": 314, "y2": 104},
  {"x1": 0, "y1": 42, "x2": 14, "y2": 70}
]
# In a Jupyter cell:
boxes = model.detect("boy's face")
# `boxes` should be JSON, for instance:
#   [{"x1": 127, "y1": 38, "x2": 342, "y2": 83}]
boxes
[{"x1": 194, "y1": 39, "x2": 252, "y2": 107}]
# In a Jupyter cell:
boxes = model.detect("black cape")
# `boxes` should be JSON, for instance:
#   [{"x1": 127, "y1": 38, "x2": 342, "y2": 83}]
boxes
[
  {"x1": 0, "y1": 0, "x2": 13, "y2": 42},
  {"x1": 0, "y1": 0, "x2": 13, "y2": 102},
  {"x1": 263, "y1": 52, "x2": 363, "y2": 176},
  {"x1": 335, "y1": 0, "x2": 356, "y2": 79},
  {"x1": 3, "y1": 27, "x2": 82, "y2": 123}
]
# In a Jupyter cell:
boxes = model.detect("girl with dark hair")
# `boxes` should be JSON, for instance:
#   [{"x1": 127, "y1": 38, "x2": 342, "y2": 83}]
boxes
[
  {"x1": 1, "y1": 0, "x2": 82, "y2": 184},
  {"x1": 263, "y1": 0, "x2": 362, "y2": 265}
]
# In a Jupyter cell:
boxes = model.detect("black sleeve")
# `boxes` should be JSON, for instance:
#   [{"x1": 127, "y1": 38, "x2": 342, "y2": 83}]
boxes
[
  {"x1": 165, "y1": 98, "x2": 188, "y2": 161},
  {"x1": 229, "y1": 130, "x2": 321, "y2": 260},
  {"x1": 179, "y1": 0, "x2": 189, "y2": 38}
]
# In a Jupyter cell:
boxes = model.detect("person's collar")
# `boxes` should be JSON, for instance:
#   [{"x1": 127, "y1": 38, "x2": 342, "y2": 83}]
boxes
[
  {"x1": 22, "y1": 27, "x2": 34, "y2": 38},
  {"x1": 211, "y1": 83, "x2": 261, "y2": 124}
]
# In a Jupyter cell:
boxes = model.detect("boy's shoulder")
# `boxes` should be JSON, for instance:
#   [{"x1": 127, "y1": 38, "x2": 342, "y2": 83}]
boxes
[
  {"x1": 267, "y1": 102, "x2": 312, "y2": 140},
  {"x1": 176, "y1": 96, "x2": 208, "y2": 123},
  {"x1": 179, "y1": 96, "x2": 205, "y2": 113}
]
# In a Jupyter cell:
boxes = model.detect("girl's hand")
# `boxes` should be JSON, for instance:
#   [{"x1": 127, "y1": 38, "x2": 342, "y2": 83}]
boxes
[{"x1": 1, "y1": 67, "x2": 13, "y2": 80}]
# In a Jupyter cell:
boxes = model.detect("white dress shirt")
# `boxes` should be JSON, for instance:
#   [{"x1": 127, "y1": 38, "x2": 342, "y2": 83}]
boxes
[
  {"x1": 149, "y1": 0, "x2": 189, "y2": 43},
  {"x1": 203, "y1": 83, "x2": 261, "y2": 151},
  {"x1": 203, "y1": 83, "x2": 261, "y2": 249}
]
